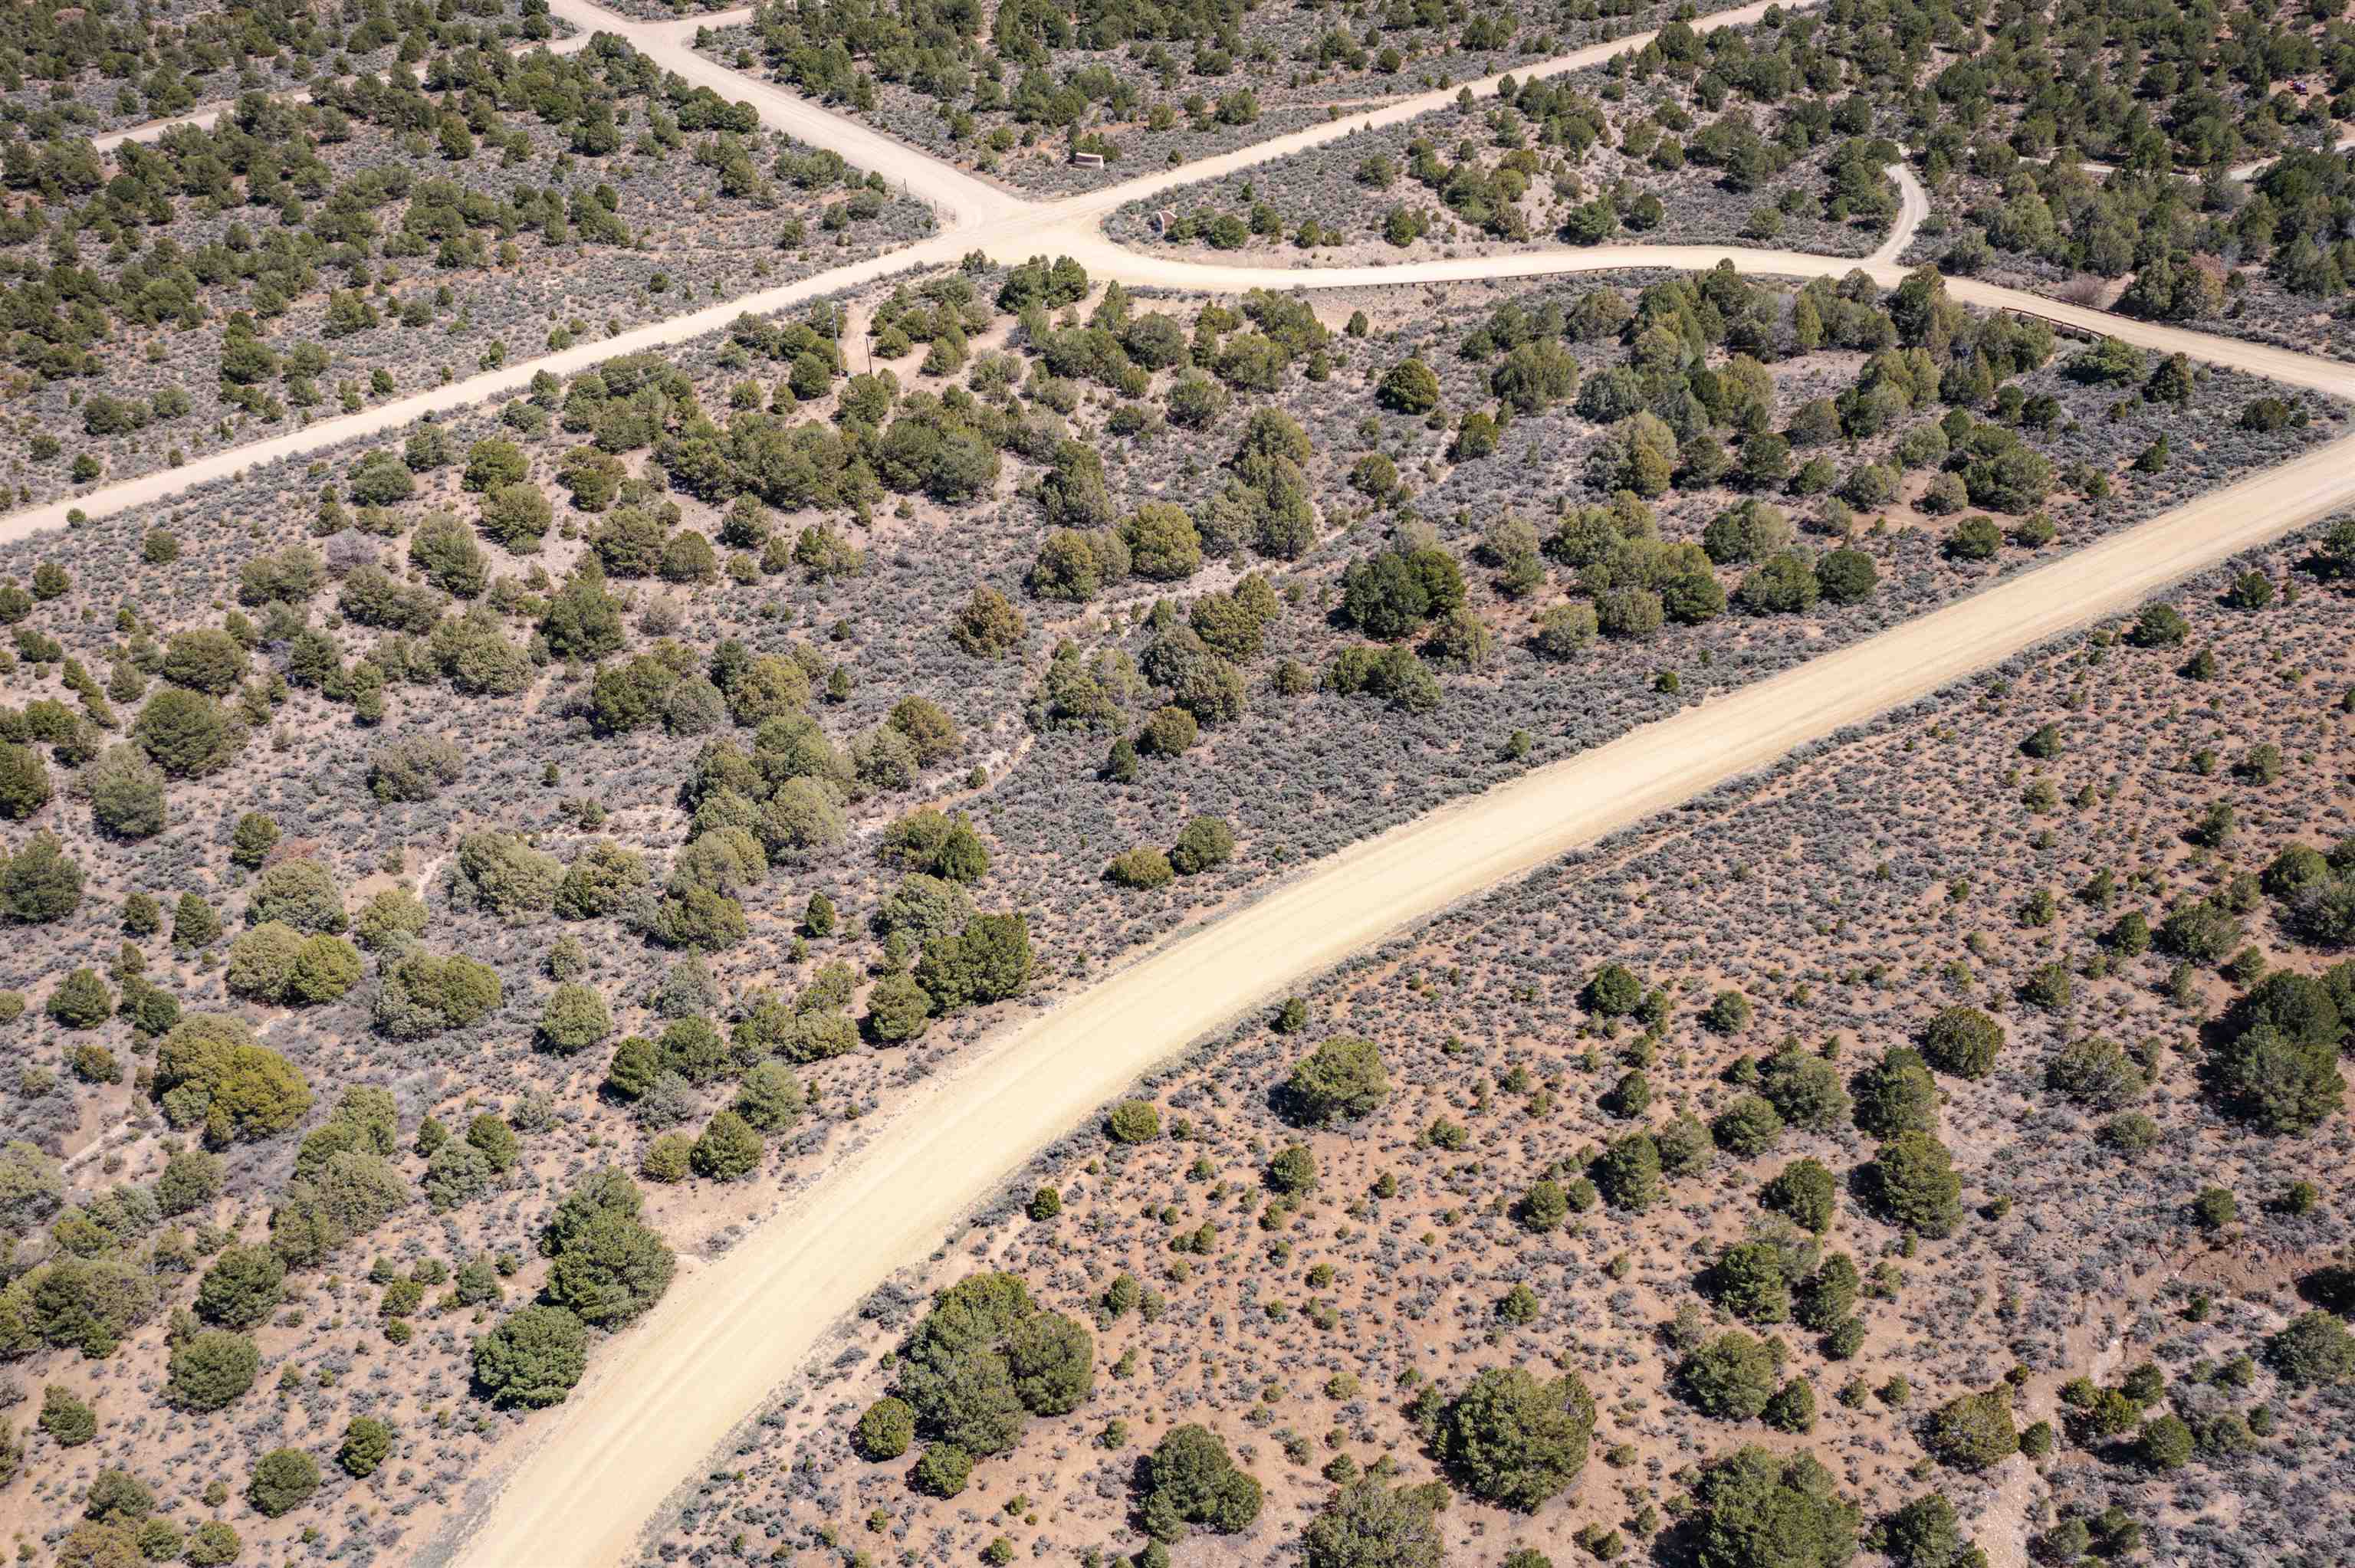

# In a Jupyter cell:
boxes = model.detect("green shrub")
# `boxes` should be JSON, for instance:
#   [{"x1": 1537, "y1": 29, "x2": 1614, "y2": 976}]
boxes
[
  {"x1": 1851, "y1": 1047, "x2": 1937, "y2": 1136},
  {"x1": 195, "y1": 1245, "x2": 284, "y2": 1330},
  {"x1": 1684, "y1": 1446, "x2": 1858, "y2": 1568},
  {"x1": 1925, "y1": 1387, "x2": 2018, "y2": 1471},
  {"x1": 44, "y1": 967, "x2": 113, "y2": 1028},
  {"x1": 471, "y1": 1305, "x2": 590, "y2": 1408},
  {"x1": 688, "y1": 1110, "x2": 764, "y2": 1180},
  {"x1": 1106, "y1": 846, "x2": 1175, "y2": 889},
  {"x1": 4, "y1": 832, "x2": 85, "y2": 923},
  {"x1": 338, "y1": 1416, "x2": 394, "y2": 1478},
  {"x1": 1283, "y1": 1037, "x2": 1389, "y2": 1124},
  {"x1": 1593, "y1": 1133, "x2": 1662, "y2": 1212},
  {"x1": 537, "y1": 984, "x2": 614, "y2": 1054},
  {"x1": 1440, "y1": 1366, "x2": 1595, "y2": 1509},
  {"x1": 897, "y1": 1272, "x2": 1093, "y2": 1461},
  {"x1": 1677, "y1": 1331, "x2": 1779, "y2": 1421},
  {"x1": 246, "y1": 1448, "x2": 320, "y2": 1517},
  {"x1": 1762, "y1": 1158, "x2": 1837, "y2": 1234},
  {"x1": 543, "y1": 1209, "x2": 675, "y2": 1328},
  {"x1": 247, "y1": 858, "x2": 346, "y2": 933},
  {"x1": 1142, "y1": 1424, "x2": 1263, "y2": 1538},
  {"x1": 2266, "y1": 1310, "x2": 2355, "y2": 1386},
  {"x1": 1866, "y1": 1133, "x2": 1962, "y2": 1238},
  {"x1": 155, "y1": 1014, "x2": 313, "y2": 1144},
  {"x1": 39, "y1": 1386, "x2": 96, "y2": 1447},
  {"x1": 1106, "y1": 1100, "x2": 1161, "y2": 1143},
  {"x1": 1920, "y1": 1006, "x2": 2004, "y2": 1079},
  {"x1": 1302, "y1": 1481, "x2": 1442, "y2": 1568},
  {"x1": 167, "y1": 1330, "x2": 259, "y2": 1412},
  {"x1": 182, "y1": 1522, "x2": 240, "y2": 1566},
  {"x1": 855, "y1": 1396, "x2": 916, "y2": 1461},
  {"x1": 1169, "y1": 817, "x2": 1237, "y2": 875},
  {"x1": 912, "y1": 1443, "x2": 972, "y2": 1497}
]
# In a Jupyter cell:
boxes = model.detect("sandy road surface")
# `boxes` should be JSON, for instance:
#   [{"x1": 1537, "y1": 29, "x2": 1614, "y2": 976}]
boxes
[
  {"x1": 450, "y1": 425, "x2": 2355, "y2": 1567},
  {"x1": 1872, "y1": 164, "x2": 1930, "y2": 264},
  {"x1": 544, "y1": 2, "x2": 1023, "y2": 227}
]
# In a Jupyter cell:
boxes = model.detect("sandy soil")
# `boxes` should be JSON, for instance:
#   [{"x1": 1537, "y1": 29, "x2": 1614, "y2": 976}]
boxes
[{"x1": 445, "y1": 422, "x2": 2355, "y2": 1567}]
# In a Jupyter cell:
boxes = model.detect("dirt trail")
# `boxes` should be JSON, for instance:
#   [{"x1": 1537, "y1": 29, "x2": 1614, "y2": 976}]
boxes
[{"x1": 1872, "y1": 164, "x2": 1930, "y2": 264}]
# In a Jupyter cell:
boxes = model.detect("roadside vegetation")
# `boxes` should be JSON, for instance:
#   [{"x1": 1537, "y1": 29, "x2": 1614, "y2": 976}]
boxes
[
  {"x1": 658, "y1": 520, "x2": 2355, "y2": 1566},
  {"x1": 696, "y1": 0, "x2": 1753, "y2": 192}
]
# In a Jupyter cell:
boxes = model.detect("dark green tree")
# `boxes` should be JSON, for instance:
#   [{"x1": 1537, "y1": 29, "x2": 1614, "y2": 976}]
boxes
[
  {"x1": 246, "y1": 1448, "x2": 320, "y2": 1517},
  {"x1": 1677, "y1": 1331, "x2": 1780, "y2": 1421},
  {"x1": 1302, "y1": 1480, "x2": 1444, "y2": 1568},
  {"x1": 1685, "y1": 1446, "x2": 1859, "y2": 1568},
  {"x1": 1438, "y1": 1367, "x2": 1596, "y2": 1510},
  {"x1": 1283, "y1": 1036, "x2": 1390, "y2": 1124},
  {"x1": 471, "y1": 1304, "x2": 590, "y2": 1407},
  {"x1": 1143, "y1": 1424, "x2": 1263, "y2": 1539},
  {"x1": 1867, "y1": 1133, "x2": 1963, "y2": 1238},
  {"x1": 1920, "y1": 1006, "x2": 2005, "y2": 1080},
  {"x1": 167, "y1": 1330, "x2": 259, "y2": 1412}
]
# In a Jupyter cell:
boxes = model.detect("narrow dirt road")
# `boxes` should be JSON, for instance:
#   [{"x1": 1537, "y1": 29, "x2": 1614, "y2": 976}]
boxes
[
  {"x1": 1871, "y1": 164, "x2": 1930, "y2": 264},
  {"x1": 535, "y1": 2, "x2": 1022, "y2": 228},
  {"x1": 2035, "y1": 126, "x2": 2355, "y2": 185},
  {"x1": 448, "y1": 430, "x2": 2355, "y2": 1568}
]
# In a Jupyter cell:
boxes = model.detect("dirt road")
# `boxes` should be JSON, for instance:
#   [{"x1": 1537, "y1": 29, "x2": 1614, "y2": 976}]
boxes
[
  {"x1": 36, "y1": 0, "x2": 2341, "y2": 545},
  {"x1": 23, "y1": 0, "x2": 1825, "y2": 539},
  {"x1": 25, "y1": 4, "x2": 2355, "y2": 1561},
  {"x1": 1871, "y1": 164, "x2": 1930, "y2": 264},
  {"x1": 448, "y1": 425, "x2": 2355, "y2": 1566}
]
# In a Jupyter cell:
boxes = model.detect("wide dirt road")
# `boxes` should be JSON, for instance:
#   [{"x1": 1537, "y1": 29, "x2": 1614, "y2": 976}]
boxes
[{"x1": 449, "y1": 427, "x2": 2355, "y2": 1568}]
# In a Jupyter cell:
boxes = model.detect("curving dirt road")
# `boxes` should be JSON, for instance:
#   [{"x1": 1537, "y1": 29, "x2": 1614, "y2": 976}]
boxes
[
  {"x1": 22, "y1": 5, "x2": 2355, "y2": 1562},
  {"x1": 1981, "y1": 125, "x2": 2355, "y2": 190},
  {"x1": 450, "y1": 425, "x2": 2355, "y2": 1567},
  {"x1": 1871, "y1": 163, "x2": 1930, "y2": 264}
]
